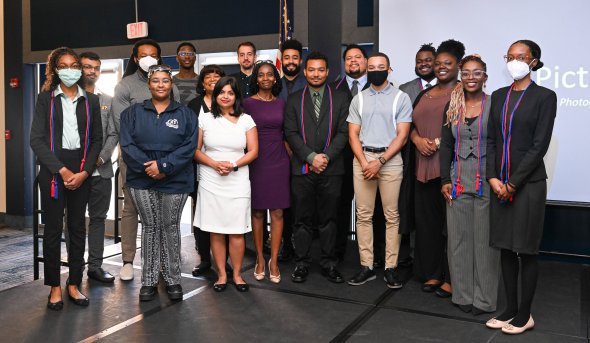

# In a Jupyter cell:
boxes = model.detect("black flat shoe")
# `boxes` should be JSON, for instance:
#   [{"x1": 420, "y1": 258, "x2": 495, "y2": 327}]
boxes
[
  {"x1": 422, "y1": 282, "x2": 442, "y2": 293},
  {"x1": 166, "y1": 284, "x2": 183, "y2": 300},
  {"x1": 234, "y1": 282, "x2": 249, "y2": 292},
  {"x1": 87, "y1": 268, "x2": 115, "y2": 283},
  {"x1": 192, "y1": 261, "x2": 212, "y2": 277},
  {"x1": 139, "y1": 286, "x2": 157, "y2": 301},
  {"x1": 68, "y1": 292, "x2": 90, "y2": 306},
  {"x1": 213, "y1": 283, "x2": 227, "y2": 292},
  {"x1": 47, "y1": 294, "x2": 64, "y2": 311},
  {"x1": 435, "y1": 287, "x2": 452, "y2": 298}
]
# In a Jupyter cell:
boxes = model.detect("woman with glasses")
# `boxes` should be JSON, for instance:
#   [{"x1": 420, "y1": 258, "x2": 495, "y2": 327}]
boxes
[
  {"x1": 193, "y1": 76, "x2": 258, "y2": 292},
  {"x1": 485, "y1": 40, "x2": 556, "y2": 334},
  {"x1": 242, "y1": 61, "x2": 289, "y2": 284},
  {"x1": 440, "y1": 55, "x2": 500, "y2": 315},
  {"x1": 30, "y1": 47, "x2": 103, "y2": 310},
  {"x1": 410, "y1": 39, "x2": 465, "y2": 298},
  {"x1": 187, "y1": 65, "x2": 226, "y2": 277},
  {"x1": 119, "y1": 65, "x2": 198, "y2": 302}
]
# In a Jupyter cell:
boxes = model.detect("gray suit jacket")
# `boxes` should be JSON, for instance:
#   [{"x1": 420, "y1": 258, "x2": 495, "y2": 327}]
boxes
[
  {"x1": 399, "y1": 78, "x2": 423, "y2": 104},
  {"x1": 96, "y1": 93, "x2": 117, "y2": 178}
]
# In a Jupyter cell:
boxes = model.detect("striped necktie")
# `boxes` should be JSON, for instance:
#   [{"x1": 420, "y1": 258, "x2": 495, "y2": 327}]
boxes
[{"x1": 313, "y1": 92, "x2": 321, "y2": 120}]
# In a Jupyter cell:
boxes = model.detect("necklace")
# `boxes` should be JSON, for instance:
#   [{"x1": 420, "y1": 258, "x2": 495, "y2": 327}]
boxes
[{"x1": 256, "y1": 93, "x2": 274, "y2": 102}]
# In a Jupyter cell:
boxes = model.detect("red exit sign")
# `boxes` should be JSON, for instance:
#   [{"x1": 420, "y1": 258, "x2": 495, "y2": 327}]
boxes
[{"x1": 127, "y1": 22, "x2": 149, "y2": 39}]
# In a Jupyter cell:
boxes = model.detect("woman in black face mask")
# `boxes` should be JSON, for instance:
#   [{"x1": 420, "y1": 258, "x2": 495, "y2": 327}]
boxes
[{"x1": 409, "y1": 39, "x2": 465, "y2": 299}]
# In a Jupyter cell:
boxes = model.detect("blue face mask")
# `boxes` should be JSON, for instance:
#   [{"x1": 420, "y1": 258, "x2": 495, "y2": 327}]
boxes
[{"x1": 57, "y1": 68, "x2": 82, "y2": 87}]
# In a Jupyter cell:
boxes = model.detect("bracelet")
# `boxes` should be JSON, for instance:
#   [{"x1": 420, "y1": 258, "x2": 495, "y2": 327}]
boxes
[{"x1": 505, "y1": 184, "x2": 515, "y2": 195}]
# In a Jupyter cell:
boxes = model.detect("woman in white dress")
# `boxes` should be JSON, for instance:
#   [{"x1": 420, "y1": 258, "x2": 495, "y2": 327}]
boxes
[{"x1": 194, "y1": 76, "x2": 258, "y2": 292}]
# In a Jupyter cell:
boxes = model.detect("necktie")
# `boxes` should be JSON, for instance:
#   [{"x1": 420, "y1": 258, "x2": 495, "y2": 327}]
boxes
[
  {"x1": 351, "y1": 80, "x2": 359, "y2": 97},
  {"x1": 313, "y1": 92, "x2": 321, "y2": 120},
  {"x1": 425, "y1": 83, "x2": 432, "y2": 89}
]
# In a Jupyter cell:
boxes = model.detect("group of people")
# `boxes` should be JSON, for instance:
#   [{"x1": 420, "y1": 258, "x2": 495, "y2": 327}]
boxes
[{"x1": 30, "y1": 36, "x2": 556, "y2": 336}]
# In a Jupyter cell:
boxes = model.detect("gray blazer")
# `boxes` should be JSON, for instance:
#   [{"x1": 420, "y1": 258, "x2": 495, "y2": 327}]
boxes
[
  {"x1": 399, "y1": 78, "x2": 423, "y2": 104},
  {"x1": 96, "y1": 93, "x2": 117, "y2": 178}
]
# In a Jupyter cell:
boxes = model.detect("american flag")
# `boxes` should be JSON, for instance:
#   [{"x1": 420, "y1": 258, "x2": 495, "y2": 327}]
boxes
[{"x1": 276, "y1": 0, "x2": 293, "y2": 74}]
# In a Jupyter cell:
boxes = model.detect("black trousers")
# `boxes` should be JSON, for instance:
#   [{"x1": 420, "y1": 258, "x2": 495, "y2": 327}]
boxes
[
  {"x1": 191, "y1": 186, "x2": 211, "y2": 262},
  {"x1": 39, "y1": 149, "x2": 90, "y2": 287},
  {"x1": 292, "y1": 173, "x2": 342, "y2": 269},
  {"x1": 335, "y1": 147, "x2": 354, "y2": 260},
  {"x1": 413, "y1": 177, "x2": 450, "y2": 283}
]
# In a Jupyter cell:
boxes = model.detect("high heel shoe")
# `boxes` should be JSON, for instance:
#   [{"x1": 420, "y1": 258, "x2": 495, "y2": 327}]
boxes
[
  {"x1": 253, "y1": 260, "x2": 266, "y2": 281},
  {"x1": 47, "y1": 294, "x2": 64, "y2": 311},
  {"x1": 268, "y1": 259, "x2": 281, "y2": 284}
]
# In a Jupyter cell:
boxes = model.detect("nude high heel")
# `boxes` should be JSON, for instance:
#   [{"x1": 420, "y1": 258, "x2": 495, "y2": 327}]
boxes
[
  {"x1": 254, "y1": 260, "x2": 265, "y2": 281},
  {"x1": 268, "y1": 259, "x2": 281, "y2": 284}
]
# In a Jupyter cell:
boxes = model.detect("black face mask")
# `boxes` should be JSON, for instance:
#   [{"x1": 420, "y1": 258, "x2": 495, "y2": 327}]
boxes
[{"x1": 367, "y1": 70, "x2": 388, "y2": 86}]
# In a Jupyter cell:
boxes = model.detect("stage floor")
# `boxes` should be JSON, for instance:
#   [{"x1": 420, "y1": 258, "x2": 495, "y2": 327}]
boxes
[{"x1": 0, "y1": 234, "x2": 588, "y2": 343}]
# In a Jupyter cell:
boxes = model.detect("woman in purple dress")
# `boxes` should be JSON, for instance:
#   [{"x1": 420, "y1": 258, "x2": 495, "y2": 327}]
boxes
[{"x1": 242, "y1": 61, "x2": 290, "y2": 283}]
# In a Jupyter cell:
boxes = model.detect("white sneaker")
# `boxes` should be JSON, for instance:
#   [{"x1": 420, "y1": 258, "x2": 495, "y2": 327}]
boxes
[{"x1": 119, "y1": 263, "x2": 135, "y2": 281}]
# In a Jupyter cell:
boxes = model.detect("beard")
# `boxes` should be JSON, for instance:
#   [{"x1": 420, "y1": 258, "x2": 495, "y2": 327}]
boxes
[
  {"x1": 282, "y1": 63, "x2": 300, "y2": 77},
  {"x1": 346, "y1": 69, "x2": 363, "y2": 79},
  {"x1": 414, "y1": 67, "x2": 435, "y2": 81}
]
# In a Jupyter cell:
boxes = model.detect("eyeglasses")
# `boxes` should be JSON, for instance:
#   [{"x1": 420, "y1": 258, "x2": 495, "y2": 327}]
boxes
[
  {"x1": 56, "y1": 64, "x2": 81, "y2": 71},
  {"x1": 82, "y1": 65, "x2": 101, "y2": 72},
  {"x1": 460, "y1": 70, "x2": 486, "y2": 79},
  {"x1": 147, "y1": 64, "x2": 173, "y2": 79},
  {"x1": 503, "y1": 55, "x2": 530, "y2": 63},
  {"x1": 178, "y1": 51, "x2": 196, "y2": 57}
]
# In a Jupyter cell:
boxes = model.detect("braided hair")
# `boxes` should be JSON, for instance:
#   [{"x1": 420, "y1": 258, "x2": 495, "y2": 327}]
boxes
[{"x1": 445, "y1": 54, "x2": 487, "y2": 126}]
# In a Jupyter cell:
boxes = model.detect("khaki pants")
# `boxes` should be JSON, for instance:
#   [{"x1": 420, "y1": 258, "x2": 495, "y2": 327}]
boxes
[
  {"x1": 118, "y1": 157, "x2": 139, "y2": 262},
  {"x1": 353, "y1": 151, "x2": 403, "y2": 269}
]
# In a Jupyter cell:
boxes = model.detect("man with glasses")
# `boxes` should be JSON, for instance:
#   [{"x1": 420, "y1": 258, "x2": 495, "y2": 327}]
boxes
[
  {"x1": 231, "y1": 42, "x2": 257, "y2": 99},
  {"x1": 77, "y1": 51, "x2": 118, "y2": 283},
  {"x1": 346, "y1": 52, "x2": 412, "y2": 289},
  {"x1": 173, "y1": 42, "x2": 199, "y2": 105}
]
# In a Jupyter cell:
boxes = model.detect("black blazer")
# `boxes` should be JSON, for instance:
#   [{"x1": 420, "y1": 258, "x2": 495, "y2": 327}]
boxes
[
  {"x1": 486, "y1": 82, "x2": 557, "y2": 188},
  {"x1": 284, "y1": 85, "x2": 349, "y2": 176},
  {"x1": 30, "y1": 91, "x2": 103, "y2": 176}
]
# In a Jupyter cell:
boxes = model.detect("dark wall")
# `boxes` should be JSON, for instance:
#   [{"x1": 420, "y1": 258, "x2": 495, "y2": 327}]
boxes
[
  {"x1": 308, "y1": 0, "x2": 342, "y2": 82},
  {"x1": 3, "y1": 0, "x2": 27, "y2": 223},
  {"x1": 31, "y1": 0, "x2": 283, "y2": 51}
]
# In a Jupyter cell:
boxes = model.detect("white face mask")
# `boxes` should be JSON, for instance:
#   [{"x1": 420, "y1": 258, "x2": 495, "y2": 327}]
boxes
[
  {"x1": 506, "y1": 59, "x2": 535, "y2": 81},
  {"x1": 138, "y1": 56, "x2": 158, "y2": 72}
]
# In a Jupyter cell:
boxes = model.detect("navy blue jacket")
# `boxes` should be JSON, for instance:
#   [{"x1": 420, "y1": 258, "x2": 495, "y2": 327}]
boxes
[{"x1": 120, "y1": 99, "x2": 198, "y2": 194}]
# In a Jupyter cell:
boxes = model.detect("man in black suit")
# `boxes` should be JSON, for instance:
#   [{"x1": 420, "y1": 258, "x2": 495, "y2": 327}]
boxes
[
  {"x1": 284, "y1": 51, "x2": 349, "y2": 283},
  {"x1": 278, "y1": 39, "x2": 307, "y2": 262},
  {"x1": 399, "y1": 43, "x2": 437, "y2": 103}
]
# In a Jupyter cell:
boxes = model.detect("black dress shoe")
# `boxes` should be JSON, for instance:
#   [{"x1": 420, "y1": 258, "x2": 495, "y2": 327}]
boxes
[
  {"x1": 213, "y1": 283, "x2": 227, "y2": 292},
  {"x1": 321, "y1": 266, "x2": 344, "y2": 283},
  {"x1": 383, "y1": 268, "x2": 403, "y2": 289},
  {"x1": 87, "y1": 268, "x2": 115, "y2": 283},
  {"x1": 166, "y1": 284, "x2": 183, "y2": 300},
  {"x1": 347, "y1": 266, "x2": 376, "y2": 286},
  {"x1": 291, "y1": 265, "x2": 308, "y2": 283},
  {"x1": 234, "y1": 282, "x2": 249, "y2": 292},
  {"x1": 47, "y1": 294, "x2": 64, "y2": 311},
  {"x1": 139, "y1": 286, "x2": 157, "y2": 301},
  {"x1": 422, "y1": 282, "x2": 442, "y2": 293},
  {"x1": 192, "y1": 261, "x2": 212, "y2": 277},
  {"x1": 435, "y1": 287, "x2": 452, "y2": 298},
  {"x1": 68, "y1": 291, "x2": 90, "y2": 306}
]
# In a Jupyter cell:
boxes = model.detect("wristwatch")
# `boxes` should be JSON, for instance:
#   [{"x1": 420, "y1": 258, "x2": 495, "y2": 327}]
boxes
[
  {"x1": 378, "y1": 157, "x2": 387, "y2": 165},
  {"x1": 232, "y1": 162, "x2": 238, "y2": 172}
]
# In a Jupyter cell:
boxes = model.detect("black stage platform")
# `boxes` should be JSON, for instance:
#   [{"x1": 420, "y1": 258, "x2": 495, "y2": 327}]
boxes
[{"x1": 0, "y1": 234, "x2": 588, "y2": 342}]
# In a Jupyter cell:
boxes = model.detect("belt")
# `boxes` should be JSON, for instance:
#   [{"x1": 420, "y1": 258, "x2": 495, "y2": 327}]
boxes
[{"x1": 362, "y1": 146, "x2": 387, "y2": 153}]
